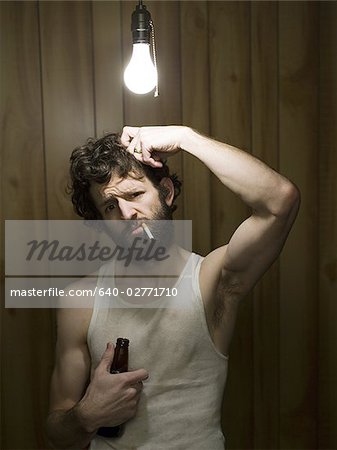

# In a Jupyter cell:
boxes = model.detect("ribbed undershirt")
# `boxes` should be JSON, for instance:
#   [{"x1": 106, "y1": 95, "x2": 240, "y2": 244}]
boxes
[{"x1": 88, "y1": 253, "x2": 228, "y2": 450}]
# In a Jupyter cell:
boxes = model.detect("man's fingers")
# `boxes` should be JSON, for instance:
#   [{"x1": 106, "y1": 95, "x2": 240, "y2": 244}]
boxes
[
  {"x1": 128, "y1": 135, "x2": 142, "y2": 157},
  {"x1": 121, "y1": 125, "x2": 163, "y2": 168},
  {"x1": 98, "y1": 342, "x2": 115, "y2": 372},
  {"x1": 142, "y1": 150, "x2": 163, "y2": 168},
  {"x1": 121, "y1": 126, "x2": 140, "y2": 147},
  {"x1": 123, "y1": 368, "x2": 149, "y2": 386}
]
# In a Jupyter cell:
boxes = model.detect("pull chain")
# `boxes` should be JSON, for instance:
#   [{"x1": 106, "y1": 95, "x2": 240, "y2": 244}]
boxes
[{"x1": 150, "y1": 20, "x2": 159, "y2": 97}]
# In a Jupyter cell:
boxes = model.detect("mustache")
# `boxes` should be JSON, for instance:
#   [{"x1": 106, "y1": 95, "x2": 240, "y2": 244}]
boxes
[{"x1": 120, "y1": 219, "x2": 150, "y2": 234}]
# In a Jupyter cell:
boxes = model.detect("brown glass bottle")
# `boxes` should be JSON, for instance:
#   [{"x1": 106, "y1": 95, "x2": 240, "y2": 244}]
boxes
[{"x1": 97, "y1": 338, "x2": 129, "y2": 438}]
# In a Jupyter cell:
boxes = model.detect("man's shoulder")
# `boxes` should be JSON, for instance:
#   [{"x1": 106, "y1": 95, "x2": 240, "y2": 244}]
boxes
[
  {"x1": 56, "y1": 275, "x2": 97, "y2": 345},
  {"x1": 66, "y1": 274, "x2": 98, "y2": 291},
  {"x1": 57, "y1": 273, "x2": 99, "y2": 310}
]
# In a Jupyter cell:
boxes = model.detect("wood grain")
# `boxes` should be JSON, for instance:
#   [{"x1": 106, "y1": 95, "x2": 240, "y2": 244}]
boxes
[
  {"x1": 279, "y1": 2, "x2": 319, "y2": 448},
  {"x1": 251, "y1": 2, "x2": 279, "y2": 448},
  {"x1": 1, "y1": 1, "x2": 46, "y2": 221},
  {"x1": 92, "y1": 1, "x2": 124, "y2": 136},
  {"x1": 39, "y1": 1, "x2": 95, "y2": 219},
  {"x1": 180, "y1": 1, "x2": 212, "y2": 256},
  {"x1": 208, "y1": 2, "x2": 253, "y2": 448},
  {"x1": 318, "y1": 2, "x2": 337, "y2": 448},
  {"x1": 0, "y1": 2, "x2": 53, "y2": 449}
]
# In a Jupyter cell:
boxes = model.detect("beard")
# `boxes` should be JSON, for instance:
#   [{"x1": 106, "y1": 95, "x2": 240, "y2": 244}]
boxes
[
  {"x1": 143, "y1": 191, "x2": 174, "y2": 246},
  {"x1": 102, "y1": 192, "x2": 174, "y2": 253}
]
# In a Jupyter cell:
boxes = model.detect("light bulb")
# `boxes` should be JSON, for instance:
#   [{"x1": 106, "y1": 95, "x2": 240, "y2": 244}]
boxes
[{"x1": 124, "y1": 43, "x2": 158, "y2": 95}]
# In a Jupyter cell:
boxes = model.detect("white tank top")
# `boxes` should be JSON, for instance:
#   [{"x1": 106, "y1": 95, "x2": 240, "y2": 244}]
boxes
[{"x1": 88, "y1": 252, "x2": 228, "y2": 450}]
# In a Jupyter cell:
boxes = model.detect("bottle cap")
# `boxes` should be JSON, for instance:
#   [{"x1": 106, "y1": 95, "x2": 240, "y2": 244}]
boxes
[{"x1": 116, "y1": 337, "x2": 129, "y2": 347}]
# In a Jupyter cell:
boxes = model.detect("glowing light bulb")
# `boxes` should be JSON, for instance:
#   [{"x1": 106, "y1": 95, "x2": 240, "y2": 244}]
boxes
[{"x1": 124, "y1": 43, "x2": 158, "y2": 95}]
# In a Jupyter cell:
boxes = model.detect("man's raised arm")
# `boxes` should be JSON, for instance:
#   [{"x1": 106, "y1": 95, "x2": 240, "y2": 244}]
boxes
[{"x1": 121, "y1": 125, "x2": 300, "y2": 293}]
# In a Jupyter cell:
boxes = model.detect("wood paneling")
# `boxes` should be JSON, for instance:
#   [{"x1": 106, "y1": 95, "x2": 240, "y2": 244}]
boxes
[
  {"x1": 279, "y1": 2, "x2": 319, "y2": 448},
  {"x1": 251, "y1": 2, "x2": 279, "y2": 449},
  {"x1": 92, "y1": 1, "x2": 124, "y2": 136},
  {"x1": 1, "y1": 1, "x2": 46, "y2": 221},
  {"x1": 319, "y1": 2, "x2": 337, "y2": 449},
  {"x1": 180, "y1": 1, "x2": 212, "y2": 255},
  {"x1": 209, "y1": 0, "x2": 251, "y2": 246},
  {"x1": 39, "y1": 1, "x2": 95, "y2": 219},
  {"x1": 208, "y1": 2, "x2": 253, "y2": 448},
  {"x1": 0, "y1": 2, "x2": 53, "y2": 449}
]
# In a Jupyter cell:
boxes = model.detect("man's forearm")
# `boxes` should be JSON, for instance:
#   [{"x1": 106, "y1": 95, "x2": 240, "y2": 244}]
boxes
[
  {"x1": 180, "y1": 127, "x2": 297, "y2": 216},
  {"x1": 46, "y1": 404, "x2": 96, "y2": 449}
]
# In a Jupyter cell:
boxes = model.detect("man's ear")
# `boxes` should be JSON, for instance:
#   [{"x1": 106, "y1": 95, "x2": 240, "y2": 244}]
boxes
[{"x1": 160, "y1": 177, "x2": 174, "y2": 207}]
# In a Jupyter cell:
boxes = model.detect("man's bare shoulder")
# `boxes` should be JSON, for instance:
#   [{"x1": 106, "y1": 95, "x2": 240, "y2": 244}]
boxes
[
  {"x1": 67, "y1": 273, "x2": 99, "y2": 289},
  {"x1": 56, "y1": 274, "x2": 99, "y2": 344},
  {"x1": 57, "y1": 273, "x2": 98, "y2": 308}
]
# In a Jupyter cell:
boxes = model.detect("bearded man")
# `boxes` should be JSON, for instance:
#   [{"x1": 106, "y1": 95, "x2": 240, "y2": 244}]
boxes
[{"x1": 46, "y1": 126, "x2": 300, "y2": 450}]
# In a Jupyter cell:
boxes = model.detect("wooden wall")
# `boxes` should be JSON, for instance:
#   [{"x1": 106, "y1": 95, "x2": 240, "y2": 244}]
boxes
[{"x1": 1, "y1": 1, "x2": 336, "y2": 449}]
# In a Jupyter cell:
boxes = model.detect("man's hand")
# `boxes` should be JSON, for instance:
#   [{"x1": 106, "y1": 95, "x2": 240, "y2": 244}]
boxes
[
  {"x1": 120, "y1": 125, "x2": 188, "y2": 168},
  {"x1": 77, "y1": 342, "x2": 149, "y2": 433}
]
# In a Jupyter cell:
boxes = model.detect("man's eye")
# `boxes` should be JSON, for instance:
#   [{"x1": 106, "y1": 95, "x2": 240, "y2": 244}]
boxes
[
  {"x1": 105, "y1": 204, "x2": 116, "y2": 212},
  {"x1": 131, "y1": 192, "x2": 144, "y2": 198}
]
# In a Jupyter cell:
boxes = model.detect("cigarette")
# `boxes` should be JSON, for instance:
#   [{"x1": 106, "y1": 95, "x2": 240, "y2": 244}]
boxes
[{"x1": 142, "y1": 223, "x2": 154, "y2": 240}]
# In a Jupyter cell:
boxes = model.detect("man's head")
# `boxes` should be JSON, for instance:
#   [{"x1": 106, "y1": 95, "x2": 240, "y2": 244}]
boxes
[{"x1": 69, "y1": 133, "x2": 182, "y2": 221}]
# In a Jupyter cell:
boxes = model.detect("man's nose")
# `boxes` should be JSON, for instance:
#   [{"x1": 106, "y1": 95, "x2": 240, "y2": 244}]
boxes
[{"x1": 118, "y1": 199, "x2": 137, "y2": 220}]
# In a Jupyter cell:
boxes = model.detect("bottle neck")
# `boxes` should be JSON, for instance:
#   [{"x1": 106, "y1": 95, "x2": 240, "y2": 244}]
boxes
[{"x1": 111, "y1": 338, "x2": 129, "y2": 373}]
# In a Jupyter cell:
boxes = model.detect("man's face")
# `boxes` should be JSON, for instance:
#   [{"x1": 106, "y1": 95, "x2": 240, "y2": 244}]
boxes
[{"x1": 90, "y1": 173, "x2": 173, "y2": 246}]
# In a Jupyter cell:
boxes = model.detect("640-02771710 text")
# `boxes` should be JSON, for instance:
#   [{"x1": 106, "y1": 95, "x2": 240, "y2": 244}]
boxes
[{"x1": 9, "y1": 286, "x2": 178, "y2": 298}]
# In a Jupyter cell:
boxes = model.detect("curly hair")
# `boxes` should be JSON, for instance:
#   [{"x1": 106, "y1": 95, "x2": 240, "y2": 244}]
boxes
[{"x1": 69, "y1": 133, "x2": 182, "y2": 220}]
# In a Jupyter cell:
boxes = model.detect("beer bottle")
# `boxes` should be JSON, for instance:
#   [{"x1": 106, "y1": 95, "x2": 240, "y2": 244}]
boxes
[{"x1": 97, "y1": 338, "x2": 129, "y2": 438}]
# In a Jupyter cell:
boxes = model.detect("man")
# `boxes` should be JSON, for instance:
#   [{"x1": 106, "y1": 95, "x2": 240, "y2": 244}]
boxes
[{"x1": 46, "y1": 126, "x2": 300, "y2": 449}]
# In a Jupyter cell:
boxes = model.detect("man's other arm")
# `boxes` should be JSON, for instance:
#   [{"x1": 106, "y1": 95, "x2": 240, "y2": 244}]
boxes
[
  {"x1": 46, "y1": 305, "x2": 148, "y2": 449},
  {"x1": 46, "y1": 307, "x2": 96, "y2": 449}
]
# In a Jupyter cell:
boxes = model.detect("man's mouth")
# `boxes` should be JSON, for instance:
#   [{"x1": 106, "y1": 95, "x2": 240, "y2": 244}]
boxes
[
  {"x1": 129, "y1": 221, "x2": 155, "y2": 240},
  {"x1": 130, "y1": 225, "x2": 144, "y2": 236},
  {"x1": 123, "y1": 220, "x2": 151, "y2": 237}
]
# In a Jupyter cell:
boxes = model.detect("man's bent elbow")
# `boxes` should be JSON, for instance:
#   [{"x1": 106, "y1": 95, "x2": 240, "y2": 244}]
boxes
[
  {"x1": 274, "y1": 181, "x2": 301, "y2": 219},
  {"x1": 45, "y1": 410, "x2": 92, "y2": 450}
]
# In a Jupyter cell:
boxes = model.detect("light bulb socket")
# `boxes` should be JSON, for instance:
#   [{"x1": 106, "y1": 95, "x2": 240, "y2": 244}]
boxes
[{"x1": 131, "y1": 2, "x2": 152, "y2": 44}]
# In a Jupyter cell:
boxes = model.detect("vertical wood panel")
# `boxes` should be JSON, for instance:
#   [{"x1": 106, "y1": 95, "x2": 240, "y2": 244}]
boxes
[
  {"x1": 209, "y1": 0, "x2": 251, "y2": 247},
  {"x1": 319, "y1": 2, "x2": 337, "y2": 449},
  {"x1": 208, "y1": 2, "x2": 253, "y2": 448},
  {"x1": 1, "y1": 1, "x2": 46, "y2": 221},
  {"x1": 180, "y1": 1, "x2": 212, "y2": 256},
  {"x1": 251, "y1": 2, "x2": 279, "y2": 449},
  {"x1": 279, "y1": 2, "x2": 319, "y2": 448},
  {"x1": 39, "y1": 1, "x2": 95, "y2": 219},
  {"x1": 0, "y1": 2, "x2": 53, "y2": 449},
  {"x1": 92, "y1": 0, "x2": 124, "y2": 136},
  {"x1": 180, "y1": 1, "x2": 211, "y2": 255},
  {"x1": 121, "y1": 1, "x2": 184, "y2": 218}
]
